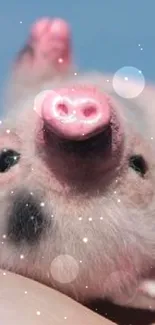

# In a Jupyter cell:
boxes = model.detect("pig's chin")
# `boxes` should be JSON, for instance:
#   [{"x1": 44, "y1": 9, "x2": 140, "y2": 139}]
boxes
[{"x1": 43, "y1": 123, "x2": 112, "y2": 158}]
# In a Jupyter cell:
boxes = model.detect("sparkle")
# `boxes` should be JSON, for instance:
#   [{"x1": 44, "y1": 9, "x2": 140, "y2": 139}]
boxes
[
  {"x1": 140, "y1": 48, "x2": 143, "y2": 51},
  {"x1": 124, "y1": 77, "x2": 128, "y2": 81},
  {"x1": 139, "y1": 70, "x2": 142, "y2": 74},
  {"x1": 100, "y1": 217, "x2": 103, "y2": 220},
  {"x1": 24, "y1": 291, "x2": 28, "y2": 294},
  {"x1": 79, "y1": 260, "x2": 82, "y2": 263},
  {"x1": 36, "y1": 311, "x2": 41, "y2": 316},
  {"x1": 30, "y1": 192, "x2": 33, "y2": 196},
  {"x1": 58, "y1": 58, "x2": 63, "y2": 63},
  {"x1": 20, "y1": 21, "x2": 22, "y2": 24},
  {"x1": 2, "y1": 234, "x2": 6, "y2": 239},
  {"x1": 30, "y1": 216, "x2": 34, "y2": 220},
  {"x1": 6, "y1": 129, "x2": 10, "y2": 134},
  {"x1": 20, "y1": 254, "x2": 24, "y2": 259},
  {"x1": 40, "y1": 202, "x2": 45, "y2": 207},
  {"x1": 83, "y1": 237, "x2": 88, "y2": 243},
  {"x1": 0, "y1": 120, "x2": 2, "y2": 125},
  {"x1": 1, "y1": 242, "x2": 4, "y2": 245},
  {"x1": 85, "y1": 285, "x2": 88, "y2": 289},
  {"x1": 74, "y1": 72, "x2": 77, "y2": 76},
  {"x1": 88, "y1": 217, "x2": 92, "y2": 221},
  {"x1": 115, "y1": 179, "x2": 118, "y2": 183},
  {"x1": 26, "y1": 203, "x2": 29, "y2": 207},
  {"x1": 138, "y1": 44, "x2": 141, "y2": 47},
  {"x1": 117, "y1": 199, "x2": 121, "y2": 203},
  {"x1": 64, "y1": 316, "x2": 67, "y2": 320},
  {"x1": 107, "y1": 79, "x2": 110, "y2": 82},
  {"x1": 31, "y1": 168, "x2": 34, "y2": 171},
  {"x1": 3, "y1": 272, "x2": 6, "y2": 276},
  {"x1": 114, "y1": 191, "x2": 117, "y2": 194},
  {"x1": 151, "y1": 137, "x2": 154, "y2": 140},
  {"x1": 78, "y1": 217, "x2": 82, "y2": 221},
  {"x1": 51, "y1": 214, "x2": 54, "y2": 218}
]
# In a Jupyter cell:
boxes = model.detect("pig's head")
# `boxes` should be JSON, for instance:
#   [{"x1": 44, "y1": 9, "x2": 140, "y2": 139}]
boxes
[
  {"x1": 1, "y1": 71, "x2": 155, "y2": 309},
  {"x1": 1, "y1": 16, "x2": 155, "y2": 311}
]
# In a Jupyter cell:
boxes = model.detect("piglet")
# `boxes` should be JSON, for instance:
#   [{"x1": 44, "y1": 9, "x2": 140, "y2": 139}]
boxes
[{"x1": 1, "y1": 17, "x2": 155, "y2": 314}]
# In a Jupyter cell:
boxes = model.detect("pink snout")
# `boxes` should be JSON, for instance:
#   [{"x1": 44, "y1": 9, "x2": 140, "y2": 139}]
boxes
[{"x1": 41, "y1": 86, "x2": 111, "y2": 140}]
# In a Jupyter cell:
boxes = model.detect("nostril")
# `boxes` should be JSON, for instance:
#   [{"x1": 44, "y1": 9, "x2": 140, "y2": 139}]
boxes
[
  {"x1": 56, "y1": 103, "x2": 69, "y2": 117},
  {"x1": 82, "y1": 105, "x2": 97, "y2": 118}
]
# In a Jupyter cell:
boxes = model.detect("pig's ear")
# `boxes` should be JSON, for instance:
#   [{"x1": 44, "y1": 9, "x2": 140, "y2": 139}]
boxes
[{"x1": 33, "y1": 90, "x2": 52, "y2": 118}]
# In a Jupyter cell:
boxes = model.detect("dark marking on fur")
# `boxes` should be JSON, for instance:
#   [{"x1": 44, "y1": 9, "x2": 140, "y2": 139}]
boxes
[{"x1": 7, "y1": 192, "x2": 47, "y2": 245}]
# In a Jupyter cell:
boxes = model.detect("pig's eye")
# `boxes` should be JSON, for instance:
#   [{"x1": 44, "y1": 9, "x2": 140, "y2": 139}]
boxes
[
  {"x1": 129, "y1": 154, "x2": 148, "y2": 177},
  {"x1": 0, "y1": 149, "x2": 20, "y2": 173}
]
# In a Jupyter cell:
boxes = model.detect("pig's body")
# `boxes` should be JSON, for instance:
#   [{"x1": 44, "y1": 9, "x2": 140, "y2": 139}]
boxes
[{"x1": 1, "y1": 17, "x2": 155, "y2": 313}]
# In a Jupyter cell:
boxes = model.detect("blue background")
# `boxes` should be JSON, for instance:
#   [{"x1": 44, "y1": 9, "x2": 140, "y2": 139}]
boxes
[{"x1": 0, "y1": 0, "x2": 154, "y2": 106}]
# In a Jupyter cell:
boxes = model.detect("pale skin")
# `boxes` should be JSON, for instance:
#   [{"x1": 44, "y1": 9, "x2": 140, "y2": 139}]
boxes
[
  {"x1": 1, "y1": 270, "x2": 155, "y2": 325},
  {"x1": 0, "y1": 269, "x2": 115, "y2": 325}
]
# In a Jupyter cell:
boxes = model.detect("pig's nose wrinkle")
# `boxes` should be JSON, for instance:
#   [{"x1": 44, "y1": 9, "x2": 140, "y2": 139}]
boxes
[{"x1": 7, "y1": 193, "x2": 48, "y2": 245}]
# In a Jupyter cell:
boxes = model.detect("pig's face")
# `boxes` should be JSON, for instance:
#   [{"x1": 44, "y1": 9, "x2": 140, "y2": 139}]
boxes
[{"x1": 1, "y1": 70, "x2": 155, "y2": 309}]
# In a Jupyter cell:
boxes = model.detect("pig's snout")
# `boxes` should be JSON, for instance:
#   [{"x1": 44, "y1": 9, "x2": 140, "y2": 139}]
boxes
[{"x1": 41, "y1": 86, "x2": 111, "y2": 140}]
